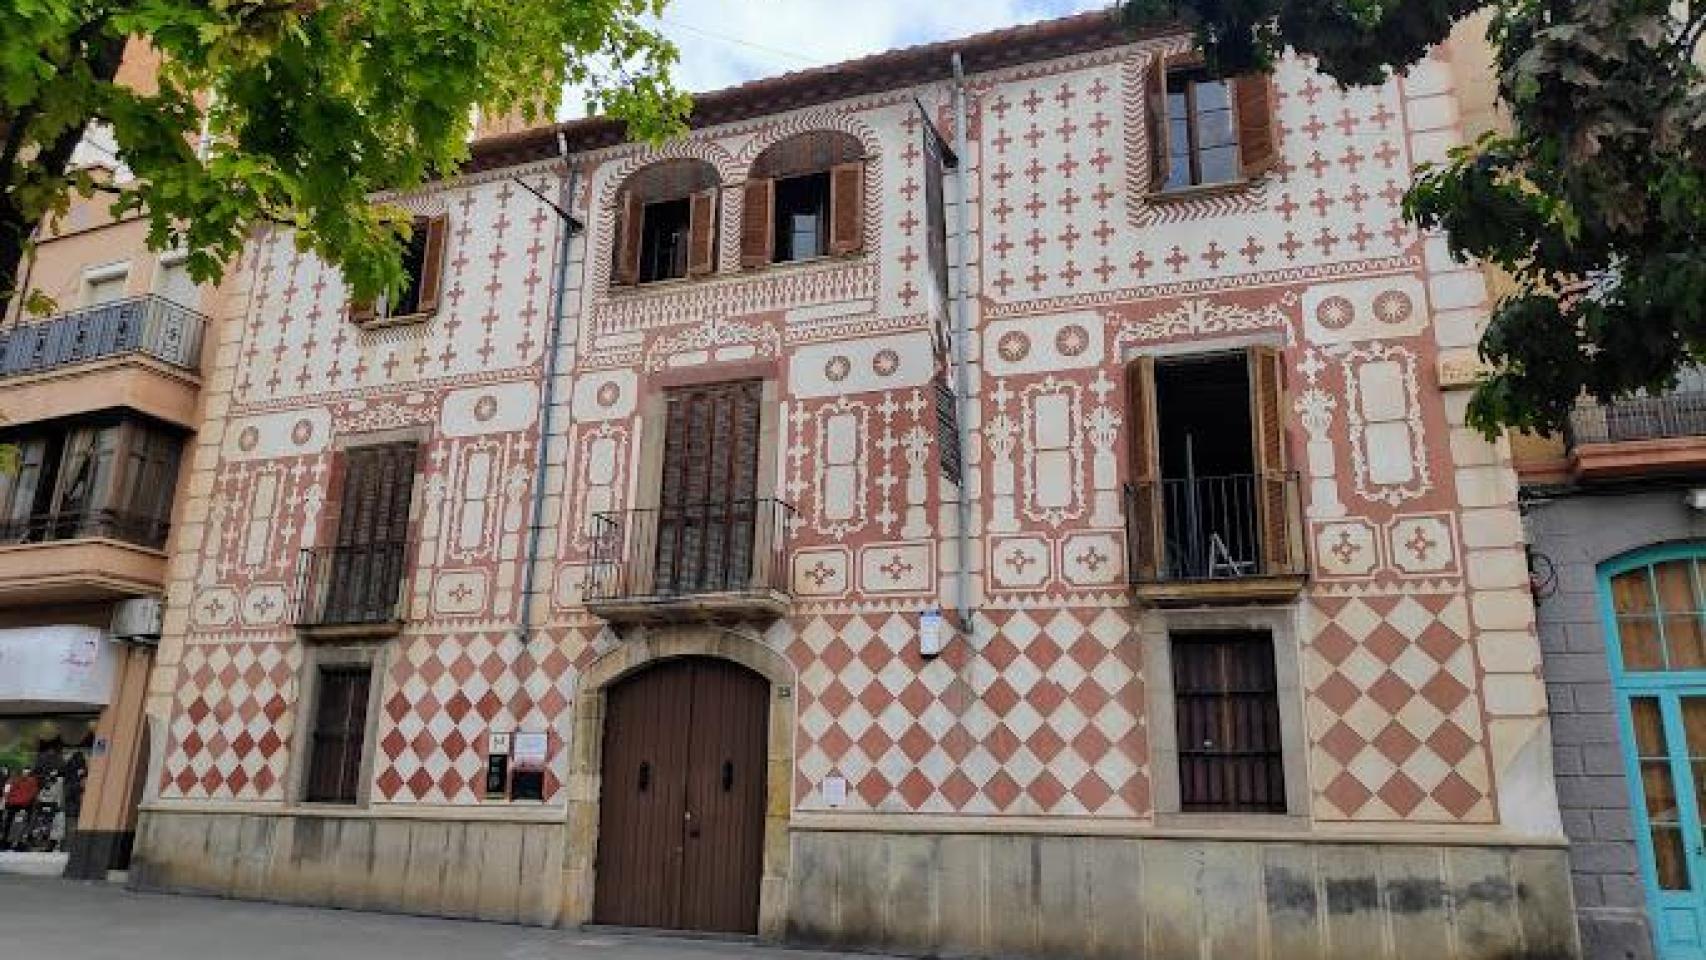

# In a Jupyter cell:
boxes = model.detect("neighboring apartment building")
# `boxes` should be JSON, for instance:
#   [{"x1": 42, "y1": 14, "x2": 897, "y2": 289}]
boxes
[
  {"x1": 0, "y1": 43, "x2": 210, "y2": 881},
  {"x1": 1514, "y1": 379, "x2": 1706, "y2": 960},
  {"x1": 132, "y1": 12, "x2": 1575, "y2": 958}
]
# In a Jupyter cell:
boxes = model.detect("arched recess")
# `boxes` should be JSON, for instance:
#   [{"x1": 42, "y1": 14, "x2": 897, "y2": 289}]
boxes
[
  {"x1": 610, "y1": 158, "x2": 723, "y2": 285},
  {"x1": 560, "y1": 625, "x2": 796, "y2": 937},
  {"x1": 741, "y1": 130, "x2": 869, "y2": 267}
]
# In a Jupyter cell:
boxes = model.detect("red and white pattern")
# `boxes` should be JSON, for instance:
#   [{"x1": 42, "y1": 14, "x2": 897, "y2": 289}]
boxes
[{"x1": 161, "y1": 641, "x2": 301, "y2": 800}]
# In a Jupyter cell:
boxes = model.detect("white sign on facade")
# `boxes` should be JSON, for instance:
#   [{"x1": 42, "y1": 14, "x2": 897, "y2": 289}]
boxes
[{"x1": 0, "y1": 625, "x2": 117, "y2": 710}]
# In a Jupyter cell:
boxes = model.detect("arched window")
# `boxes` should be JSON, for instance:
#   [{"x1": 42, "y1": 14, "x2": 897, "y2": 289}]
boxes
[
  {"x1": 742, "y1": 131, "x2": 865, "y2": 268},
  {"x1": 613, "y1": 159, "x2": 720, "y2": 286}
]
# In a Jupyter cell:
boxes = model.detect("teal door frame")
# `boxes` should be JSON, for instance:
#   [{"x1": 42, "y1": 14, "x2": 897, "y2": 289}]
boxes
[{"x1": 1602, "y1": 543, "x2": 1706, "y2": 960}]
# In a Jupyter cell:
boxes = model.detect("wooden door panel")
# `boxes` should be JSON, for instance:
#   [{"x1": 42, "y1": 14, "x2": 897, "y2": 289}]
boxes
[
  {"x1": 593, "y1": 660, "x2": 694, "y2": 928},
  {"x1": 680, "y1": 660, "x2": 769, "y2": 933},
  {"x1": 656, "y1": 382, "x2": 762, "y2": 595},
  {"x1": 593, "y1": 657, "x2": 768, "y2": 934}
]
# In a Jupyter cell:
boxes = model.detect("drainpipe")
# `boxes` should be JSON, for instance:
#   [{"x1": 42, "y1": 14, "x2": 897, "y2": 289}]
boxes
[
  {"x1": 517, "y1": 131, "x2": 579, "y2": 642},
  {"x1": 949, "y1": 53, "x2": 976, "y2": 633}
]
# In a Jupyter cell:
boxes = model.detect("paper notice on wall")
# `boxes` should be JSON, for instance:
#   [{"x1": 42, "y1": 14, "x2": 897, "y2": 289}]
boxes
[
  {"x1": 822, "y1": 775, "x2": 847, "y2": 808},
  {"x1": 512, "y1": 731, "x2": 547, "y2": 770}
]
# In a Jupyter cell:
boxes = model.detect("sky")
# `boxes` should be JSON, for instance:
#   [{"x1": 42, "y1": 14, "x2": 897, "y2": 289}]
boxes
[{"x1": 561, "y1": 0, "x2": 1111, "y2": 117}]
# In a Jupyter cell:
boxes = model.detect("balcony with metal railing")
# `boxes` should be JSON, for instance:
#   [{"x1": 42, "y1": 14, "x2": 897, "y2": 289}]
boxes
[
  {"x1": 583, "y1": 499, "x2": 795, "y2": 624},
  {"x1": 0, "y1": 295, "x2": 207, "y2": 428},
  {"x1": 1564, "y1": 374, "x2": 1706, "y2": 480},
  {"x1": 1124, "y1": 473, "x2": 1307, "y2": 604},
  {"x1": 0, "y1": 506, "x2": 174, "y2": 604},
  {"x1": 293, "y1": 541, "x2": 413, "y2": 638}
]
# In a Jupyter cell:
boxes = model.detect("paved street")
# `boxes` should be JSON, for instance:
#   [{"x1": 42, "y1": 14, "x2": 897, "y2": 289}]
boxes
[{"x1": 0, "y1": 875, "x2": 895, "y2": 960}]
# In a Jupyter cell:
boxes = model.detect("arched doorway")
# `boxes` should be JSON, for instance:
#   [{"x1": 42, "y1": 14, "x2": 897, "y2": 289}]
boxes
[{"x1": 592, "y1": 657, "x2": 768, "y2": 934}]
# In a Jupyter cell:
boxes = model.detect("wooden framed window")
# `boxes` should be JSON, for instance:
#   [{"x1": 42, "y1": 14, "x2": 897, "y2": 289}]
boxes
[
  {"x1": 304, "y1": 665, "x2": 371, "y2": 804},
  {"x1": 613, "y1": 160, "x2": 720, "y2": 286},
  {"x1": 1172, "y1": 631, "x2": 1286, "y2": 812},
  {"x1": 1147, "y1": 56, "x2": 1278, "y2": 192},
  {"x1": 0, "y1": 417, "x2": 181, "y2": 547},
  {"x1": 349, "y1": 214, "x2": 448, "y2": 324},
  {"x1": 743, "y1": 132, "x2": 865, "y2": 267}
]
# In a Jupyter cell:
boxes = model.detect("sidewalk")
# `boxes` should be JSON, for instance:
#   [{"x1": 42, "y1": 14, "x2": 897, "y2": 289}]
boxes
[{"x1": 0, "y1": 875, "x2": 895, "y2": 960}]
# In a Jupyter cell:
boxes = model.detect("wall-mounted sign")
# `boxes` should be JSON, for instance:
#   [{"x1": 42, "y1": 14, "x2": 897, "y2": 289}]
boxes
[
  {"x1": 512, "y1": 731, "x2": 547, "y2": 770},
  {"x1": 822, "y1": 774, "x2": 847, "y2": 808},
  {"x1": 484, "y1": 753, "x2": 510, "y2": 798},
  {"x1": 489, "y1": 731, "x2": 512, "y2": 755}
]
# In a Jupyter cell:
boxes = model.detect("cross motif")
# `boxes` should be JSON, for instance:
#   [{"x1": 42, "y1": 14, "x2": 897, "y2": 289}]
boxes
[
  {"x1": 1088, "y1": 147, "x2": 1113, "y2": 175},
  {"x1": 1379, "y1": 179, "x2": 1406, "y2": 207},
  {"x1": 1347, "y1": 222, "x2": 1375, "y2": 251},
  {"x1": 1275, "y1": 193, "x2": 1301, "y2": 221},
  {"x1": 1023, "y1": 123, "x2": 1045, "y2": 149},
  {"x1": 1331, "y1": 530, "x2": 1362, "y2": 565},
  {"x1": 1129, "y1": 249, "x2": 1154, "y2": 278},
  {"x1": 1025, "y1": 265, "x2": 1048, "y2": 292},
  {"x1": 1092, "y1": 220, "x2": 1116, "y2": 246},
  {"x1": 992, "y1": 197, "x2": 1015, "y2": 225},
  {"x1": 1091, "y1": 183, "x2": 1115, "y2": 210},
  {"x1": 1054, "y1": 82, "x2": 1076, "y2": 109},
  {"x1": 1373, "y1": 141, "x2": 1401, "y2": 169},
  {"x1": 1057, "y1": 188, "x2": 1082, "y2": 216},
  {"x1": 991, "y1": 162, "x2": 1014, "y2": 191},
  {"x1": 1024, "y1": 228, "x2": 1047, "y2": 256},
  {"x1": 1058, "y1": 260, "x2": 1082, "y2": 287},
  {"x1": 1005, "y1": 549, "x2": 1038, "y2": 574},
  {"x1": 899, "y1": 210, "x2": 920, "y2": 236},
  {"x1": 879, "y1": 553, "x2": 914, "y2": 582},
  {"x1": 1088, "y1": 112, "x2": 1111, "y2": 138},
  {"x1": 1310, "y1": 189, "x2": 1334, "y2": 217},
  {"x1": 1165, "y1": 246, "x2": 1190, "y2": 274},
  {"x1": 1405, "y1": 526, "x2": 1437, "y2": 561},
  {"x1": 991, "y1": 128, "x2": 1013, "y2": 155},
  {"x1": 1384, "y1": 218, "x2": 1412, "y2": 248},
  {"x1": 1369, "y1": 102, "x2": 1396, "y2": 130},
  {"x1": 1024, "y1": 158, "x2": 1047, "y2": 185},
  {"x1": 1335, "y1": 108, "x2": 1360, "y2": 137},
  {"x1": 899, "y1": 176, "x2": 920, "y2": 202},
  {"x1": 1239, "y1": 236, "x2": 1266, "y2": 264},
  {"x1": 1023, "y1": 194, "x2": 1048, "y2": 220},
  {"x1": 1343, "y1": 183, "x2": 1371, "y2": 213},
  {"x1": 1304, "y1": 151, "x2": 1331, "y2": 179},
  {"x1": 898, "y1": 281, "x2": 919, "y2": 308},
  {"x1": 1093, "y1": 256, "x2": 1116, "y2": 284},
  {"x1": 1299, "y1": 77, "x2": 1324, "y2": 105},
  {"x1": 992, "y1": 233, "x2": 1016, "y2": 259},
  {"x1": 806, "y1": 561, "x2": 837, "y2": 587},
  {"x1": 989, "y1": 94, "x2": 1012, "y2": 119},
  {"x1": 1200, "y1": 242, "x2": 1227, "y2": 270},
  {"x1": 1077, "y1": 547, "x2": 1108, "y2": 572},
  {"x1": 1056, "y1": 153, "x2": 1080, "y2": 179},
  {"x1": 1055, "y1": 116, "x2": 1079, "y2": 142},
  {"x1": 382, "y1": 351, "x2": 401, "y2": 378},
  {"x1": 1339, "y1": 145, "x2": 1367, "y2": 174},
  {"x1": 1301, "y1": 115, "x2": 1327, "y2": 141},
  {"x1": 898, "y1": 246, "x2": 919, "y2": 271},
  {"x1": 1278, "y1": 231, "x2": 1304, "y2": 260},
  {"x1": 448, "y1": 582, "x2": 474, "y2": 604},
  {"x1": 1312, "y1": 227, "x2": 1340, "y2": 256},
  {"x1": 1022, "y1": 88, "x2": 1044, "y2": 114},
  {"x1": 991, "y1": 269, "x2": 1016, "y2": 297}
]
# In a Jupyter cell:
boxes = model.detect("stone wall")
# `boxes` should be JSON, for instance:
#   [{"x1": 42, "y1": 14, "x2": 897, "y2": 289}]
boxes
[
  {"x1": 787, "y1": 826, "x2": 1576, "y2": 960},
  {"x1": 1526, "y1": 488, "x2": 1706, "y2": 960},
  {"x1": 132, "y1": 809, "x2": 566, "y2": 925}
]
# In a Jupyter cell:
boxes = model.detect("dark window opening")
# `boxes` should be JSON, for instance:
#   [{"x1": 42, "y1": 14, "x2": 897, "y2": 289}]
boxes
[
  {"x1": 1153, "y1": 355, "x2": 1256, "y2": 578},
  {"x1": 1165, "y1": 73, "x2": 1239, "y2": 189},
  {"x1": 1172, "y1": 630, "x2": 1285, "y2": 813},
  {"x1": 0, "y1": 416, "x2": 182, "y2": 548},
  {"x1": 772, "y1": 172, "x2": 829, "y2": 263},
  {"x1": 640, "y1": 198, "x2": 692, "y2": 283},
  {"x1": 304, "y1": 666, "x2": 371, "y2": 804},
  {"x1": 390, "y1": 227, "x2": 431, "y2": 316}
]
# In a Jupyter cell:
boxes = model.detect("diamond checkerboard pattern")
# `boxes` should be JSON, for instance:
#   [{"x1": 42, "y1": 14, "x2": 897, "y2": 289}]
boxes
[
  {"x1": 373, "y1": 628, "x2": 593, "y2": 803},
  {"x1": 160, "y1": 640, "x2": 301, "y2": 800},
  {"x1": 1303, "y1": 593, "x2": 1493, "y2": 822},
  {"x1": 786, "y1": 607, "x2": 1147, "y2": 815}
]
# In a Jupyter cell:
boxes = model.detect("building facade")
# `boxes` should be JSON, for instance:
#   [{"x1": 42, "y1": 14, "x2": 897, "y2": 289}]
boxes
[
  {"x1": 1513, "y1": 375, "x2": 1706, "y2": 960},
  {"x1": 0, "y1": 41, "x2": 212, "y2": 881},
  {"x1": 133, "y1": 13, "x2": 1576, "y2": 958}
]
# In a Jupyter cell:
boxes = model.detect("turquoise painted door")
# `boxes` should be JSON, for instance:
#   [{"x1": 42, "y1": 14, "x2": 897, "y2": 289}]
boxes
[{"x1": 1605, "y1": 550, "x2": 1706, "y2": 959}]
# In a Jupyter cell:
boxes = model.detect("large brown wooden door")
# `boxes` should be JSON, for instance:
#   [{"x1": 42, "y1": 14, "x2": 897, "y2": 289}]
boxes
[
  {"x1": 655, "y1": 381, "x2": 762, "y2": 595},
  {"x1": 594, "y1": 658, "x2": 769, "y2": 933}
]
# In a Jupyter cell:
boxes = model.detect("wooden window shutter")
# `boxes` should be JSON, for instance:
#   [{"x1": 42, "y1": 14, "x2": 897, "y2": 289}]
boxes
[
  {"x1": 1145, "y1": 54, "x2": 1171, "y2": 192},
  {"x1": 827, "y1": 161, "x2": 865, "y2": 255},
  {"x1": 415, "y1": 214, "x2": 449, "y2": 315},
  {"x1": 1234, "y1": 73, "x2": 1280, "y2": 179},
  {"x1": 740, "y1": 178, "x2": 774, "y2": 268},
  {"x1": 1246, "y1": 346, "x2": 1292, "y2": 573},
  {"x1": 687, "y1": 188, "x2": 718, "y2": 277},
  {"x1": 1125, "y1": 356, "x2": 1163, "y2": 580},
  {"x1": 615, "y1": 193, "x2": 644, "y2": 285}
]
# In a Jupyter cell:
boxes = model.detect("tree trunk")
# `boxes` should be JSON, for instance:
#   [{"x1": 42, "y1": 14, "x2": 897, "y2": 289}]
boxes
[{"x1": 0, "y1": 29, "x2": 129, "y2": 320}]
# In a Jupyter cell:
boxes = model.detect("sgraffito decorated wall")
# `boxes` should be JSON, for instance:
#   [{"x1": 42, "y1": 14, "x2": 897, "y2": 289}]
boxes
[{"x1": 135, "y1": 14, "x2": 1575, "y2": 958}]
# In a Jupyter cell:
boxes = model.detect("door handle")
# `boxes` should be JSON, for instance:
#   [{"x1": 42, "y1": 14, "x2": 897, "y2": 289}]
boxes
[
  {"x1": 722, "y1": 760, "x2": 734, "y2": 792},
  {"x1": 685, "y1": 810, "x2": 701, "y2": 838}
]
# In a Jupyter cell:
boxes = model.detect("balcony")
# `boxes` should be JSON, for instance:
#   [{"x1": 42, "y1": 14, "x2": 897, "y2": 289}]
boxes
[
  {"x1": 0, "y1": 296, "x2": 206, "y2": 428},
  {"x1": 1125, "y1": 473, "x2": 1306, "y2": 605},
  {"x1": 584, "y1": 499, "x2": 794, "y2": 624},
  {"x1": 294, "y1": 541, "x2": 412, "y2": 639},
  {"x1": 0, "y1": 508, "x2": 171, "y2": 604},
  {"x1": 1565, "y1": 390, "x2": 1706, "y2": 480}
]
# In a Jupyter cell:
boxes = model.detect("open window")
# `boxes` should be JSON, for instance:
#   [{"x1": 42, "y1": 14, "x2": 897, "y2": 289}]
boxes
[
  {"x1": 0, "y1": 415, "x2": 182, "y2": 549},
  {"x1": 612, "y1": 159, "x2": 720, "y2": 286},
  {"x1": 1146, "y1": 55, "x2": 1278, "y2": 192},
  {"x1": 1125, "y1": 347, "x2": 1300, "y2": 592},
  {"x1": 743, "y1": 131, "x2": 865, "y2": 267},
  {"x1": 349, "y1": 214, "x2": 448, "y2": 324}
]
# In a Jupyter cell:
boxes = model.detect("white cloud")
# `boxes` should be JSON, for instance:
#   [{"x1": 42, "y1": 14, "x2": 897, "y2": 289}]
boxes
[{"x1": 561, "y1": 0, "x2": 1111, "y2": 118}]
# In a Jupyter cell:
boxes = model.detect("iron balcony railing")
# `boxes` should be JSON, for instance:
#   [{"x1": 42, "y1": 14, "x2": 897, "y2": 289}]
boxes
[
  {"x1": 584, "y1": 499, "x2": 795, "y2": 605},
  {"x1": 0, "y1": 295, "x2": 205, "y2": 379},
  {"x1": 1565, "y1": 391, "x2": 1706, "y2": 447},
  {"x1": 1125, "y1": 473, "x2": 1305, "y2": 584},
  {"x1": 294, "y1": 541, "x2": 412, "y2": 628},
  {"x1": 0, "y1": 508, "x2": 170, "y2": 550}
]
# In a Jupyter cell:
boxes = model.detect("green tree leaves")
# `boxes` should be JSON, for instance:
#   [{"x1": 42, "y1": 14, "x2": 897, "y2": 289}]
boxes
[{"x1": 1, "y1": 0, "x2": 688, "y2": 312}]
